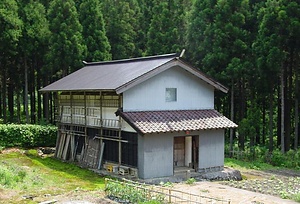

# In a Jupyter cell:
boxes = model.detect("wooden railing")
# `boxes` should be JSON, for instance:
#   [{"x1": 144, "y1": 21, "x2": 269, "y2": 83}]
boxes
[
  {"x1": 59, "y1": 106, "x2": 120, "y2": 129},
  {"x1": 105, "y1": 178, "x2": 231, "y2": 204}
]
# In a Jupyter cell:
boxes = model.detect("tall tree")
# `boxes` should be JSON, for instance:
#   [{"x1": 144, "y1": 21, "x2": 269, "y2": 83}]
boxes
[
  {"x1": 79, "y1": 0, "x2": 111, "y2": 62},
  {"x1": 18, "y1": 0, "x2": 49, "y2": 123},
  {"x1": 47, "y1": 0, "x2": 86, "y2": 77},
  {"x1": 186, "y1": 0, "x2": 251, "y2": 150},
  {"x1": 0, "y1": 0, "x2": 22, "y2": 123},
  {"x1": 146, "y1": 0, "x2": 187, "y2": 55},
  {"x1": 255, "y1": 0, "x2": 300, "y2": 152},
  {"x1": 101, "y1": 0, "x2": 137, "y2": 59}
]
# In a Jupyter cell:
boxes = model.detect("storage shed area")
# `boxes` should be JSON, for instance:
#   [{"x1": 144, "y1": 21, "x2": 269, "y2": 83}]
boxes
[{"x1": 55, "y1": 91, "x2": 138, "y2": 174}]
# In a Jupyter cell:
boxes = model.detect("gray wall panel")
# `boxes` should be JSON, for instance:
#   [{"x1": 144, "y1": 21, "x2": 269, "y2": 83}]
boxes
[
  {"x1": 198, "y1": 129, "x2": 224, "y2": 172},
  {"x1": 138, "y1": 133, "x2": 174, "y2": 179}
]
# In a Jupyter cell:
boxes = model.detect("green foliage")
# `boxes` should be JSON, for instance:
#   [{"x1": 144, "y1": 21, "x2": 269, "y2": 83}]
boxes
[
  {"x1": 47, "y1": 0, "x2": 87, "y2": 77},
  {"x1": 293, "y1": 193, "x2": 300, "y2": 202},
  {"x1": 226, "y1": 145, "x2": 300, "y2": 170},
  {"x1": 186, "y1": 0, "x2": 251, "y2": 81},
  {"x1": 185, "y1": 178, "x2": 196, "y2": 185},
  {"x1": 0, "y1": 124, "x2": 57, "y2": 148},
  {"x1": 79, "y1": 0, "x2": 111, "y2": 61},
  {"x1": 0, "y1": 0, "x2": 23, "y2": 54},
  {"x1": 269, "y1": 149, "x2": 300, "y2": 168},
  {"x1": 19, "y1": 0, "x2": 49, "y2": 54},
  {"x1": 146, "y1": 0, "x2": 185, "y2": 55},
  {"x1": 225, "y1": 157, "x2": 273, "y2": 171},
  {"x1": 160, "y1": 181, "x2": 174, "y2": 187},
  {"x1": 105, "y1": 180, "x2": 165, "y2": 203},
  {"x1": 0, "y1": 163, "x2": 28, "y2": 188},
  {"x1": 101, "y1": 0, "x2": 138, "y2": 59}
]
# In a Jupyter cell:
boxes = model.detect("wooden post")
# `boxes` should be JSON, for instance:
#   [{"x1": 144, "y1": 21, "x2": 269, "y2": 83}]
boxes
[
  {"x1": 55, "y1": 105, "x2": 64, "y2": 158},
  {"x1": 84, "y1": 91, "x2": 87, "y2": 128},
  {"x1": 99, "y1": 91, "x2": 103, "y2": 142},
  {"x1": 118, "y1": 94, "x2": 122, "y2": 165},
  {"x1": 70, "y1": 92, "x2": 73, "y2": 124},
  {"x1": 98, "y1": 142, "x2": 105, "y2": 169}
]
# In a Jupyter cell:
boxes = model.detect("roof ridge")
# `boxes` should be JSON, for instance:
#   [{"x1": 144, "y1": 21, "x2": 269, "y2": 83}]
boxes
[{"x1": 83, "y1": 53, "x2": 178, "y2": 66}]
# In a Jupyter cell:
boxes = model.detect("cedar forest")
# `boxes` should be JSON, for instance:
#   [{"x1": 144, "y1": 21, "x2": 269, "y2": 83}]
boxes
[{"x1": 0, "y1": 0, "x2": 300, "y2": 155}]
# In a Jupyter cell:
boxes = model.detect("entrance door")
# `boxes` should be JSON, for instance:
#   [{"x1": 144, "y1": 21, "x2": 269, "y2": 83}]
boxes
[
  {"x1": 174, "y1": 137, "x2": 185, "y2": 166},
  {"x1": 174, "y1": 136, "x2": 196, "y2": 168}
]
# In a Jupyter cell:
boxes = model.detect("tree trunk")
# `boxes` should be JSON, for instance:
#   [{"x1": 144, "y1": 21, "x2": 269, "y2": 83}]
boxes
[
  {"x1": 2, "y1": 68, "x2": 7, "y2": 123},
  {"x1": 43, "y1": 92, "x2": 49, "y2": 122},
  {"x1": 280, "y1": 64, "x2": 285, "y2": 153},
  {"x1": 50, "y1": 93, "x2": 53, "y2": 123},
  {"x1": 17, "y1": 91, "x2": 21, "y2": 123},
  {"x1": 262, "y1": 100, "x2": 266, "y2": 145},
  {"x1": 294, "y1": 59, "x2": 299, "y2": 150},
  {"x1": 269, "y1": 88, "x2": 274, "y2": 152},
  {"x1": 25, "y1": 58, "x2": 29, "y2": 123},
  {"x1": 30, "y1": 82, "x2": 36, "y2": 124},
  {"x1": 284, "y1": 57, "x2": 292, "y2": 151},
  {"x1": 295, "y1": 93, "x2": 299, "y2": 150},
  {"x1": 30, "y1": 62, "x2": 36, "y2": 123},
  {"x1": 37, "y1": 71, "x2": 42, "y2": 122},
  {"x1": 277, "y1": 81, "x2": 281, "y2": 147},
  {"x1": 8, "y1": 82, "x2": 14, "y2": 122},
  {"x1": 230, "y1": 82, "x2": 234, "y2": 156},
  {"x1": 0, "y1": 86, "x2": 2, "y2": 118}
]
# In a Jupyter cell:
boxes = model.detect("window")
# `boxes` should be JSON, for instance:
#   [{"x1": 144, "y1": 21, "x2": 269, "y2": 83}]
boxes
[{"x1": 166, "y1": 88, "x2": 177, "y2": 102}]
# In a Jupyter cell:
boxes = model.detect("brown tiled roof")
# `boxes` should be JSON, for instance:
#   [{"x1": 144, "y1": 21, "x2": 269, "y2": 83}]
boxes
[{"x1": 119, "y1": 109, "x2": 238, "y2": 135}]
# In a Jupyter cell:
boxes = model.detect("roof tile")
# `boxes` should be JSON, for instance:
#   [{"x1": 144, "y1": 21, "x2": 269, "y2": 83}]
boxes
[{"x1": 120, "y1": 109, "x2": 238, "y2": 134}]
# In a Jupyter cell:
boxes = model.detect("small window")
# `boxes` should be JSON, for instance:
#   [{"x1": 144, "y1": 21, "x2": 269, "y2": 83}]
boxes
[{"x1": 166, "y1": 88, "x2": 177, "y2": 102}]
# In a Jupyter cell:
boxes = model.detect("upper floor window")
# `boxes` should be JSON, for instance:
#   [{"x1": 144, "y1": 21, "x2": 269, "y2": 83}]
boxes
[{"x1": 166, "y1": 88, "x2": 177, "y2": 102}]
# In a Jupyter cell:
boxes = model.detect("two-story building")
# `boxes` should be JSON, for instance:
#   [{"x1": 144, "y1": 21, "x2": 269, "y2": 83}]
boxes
[{"x1": 40, "y1": 52, "x2": 237, "y2": 179}]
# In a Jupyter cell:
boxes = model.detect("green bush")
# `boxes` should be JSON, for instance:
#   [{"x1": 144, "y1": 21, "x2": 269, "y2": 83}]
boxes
[
  {"x1": 0, "y1": 124, "x2": 57, "y2": 148},
  {"x1": 225, "y1": 144, "x2": 300, "y2": 170}
]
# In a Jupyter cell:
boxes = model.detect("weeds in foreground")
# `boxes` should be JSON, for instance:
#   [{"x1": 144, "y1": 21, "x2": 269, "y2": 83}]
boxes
[
  {"x1": 105, "y1": 179, "x2": 165, "y2": 203},
  {"x1": 0, "y1": 149, "x2": 105, "y2": 202},
  {"x1": 0, "y1": 162, "x2": 29, "y2": 188},
  {"x1": 185, "y1": 178, "x2": 196, "y2": 185}
]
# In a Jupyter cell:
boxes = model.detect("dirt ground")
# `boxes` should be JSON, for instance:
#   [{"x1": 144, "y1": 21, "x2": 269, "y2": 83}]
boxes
[{"x1": 173, "y1": 181, "x2": 298, "y2": 204}]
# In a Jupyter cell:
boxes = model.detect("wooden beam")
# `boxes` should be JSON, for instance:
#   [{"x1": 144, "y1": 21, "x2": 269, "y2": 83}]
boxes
[{"x1": 94, "y1": 136, "x2": 128, "y2": 143}]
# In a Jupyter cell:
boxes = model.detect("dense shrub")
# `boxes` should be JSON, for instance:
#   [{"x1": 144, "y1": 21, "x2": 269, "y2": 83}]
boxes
[
  {"x1": 0, "y1": 124, "x2": 57, "y2": 148},
  {"x1": 225, "y1": 144, "x2": 300, "y2": 170}
]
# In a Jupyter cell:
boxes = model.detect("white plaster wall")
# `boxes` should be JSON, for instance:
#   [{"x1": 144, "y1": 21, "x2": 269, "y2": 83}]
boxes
[
  {"x1": 123, "y1": 66, "x2": 214, "y2": 111},
  {"x1": 121, "y1": 120, "x2": 136, "y2": 132},
  {"x1": 198, "y1": 129, "x2": 224, "y2": 170}
]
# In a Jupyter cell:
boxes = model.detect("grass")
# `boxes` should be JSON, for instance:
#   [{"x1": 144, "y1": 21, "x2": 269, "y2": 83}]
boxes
[
  {"x1": 0, "y1": 149, "x2": 105, "y2": 203},
  {"x1": 225, "y1": 157, "x2": 275, "y2": 171}
]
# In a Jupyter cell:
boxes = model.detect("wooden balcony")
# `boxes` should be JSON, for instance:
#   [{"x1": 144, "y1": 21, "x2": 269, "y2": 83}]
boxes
[{"x1": 59, "y1": 106, "x2": 120, "y2": 129}]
